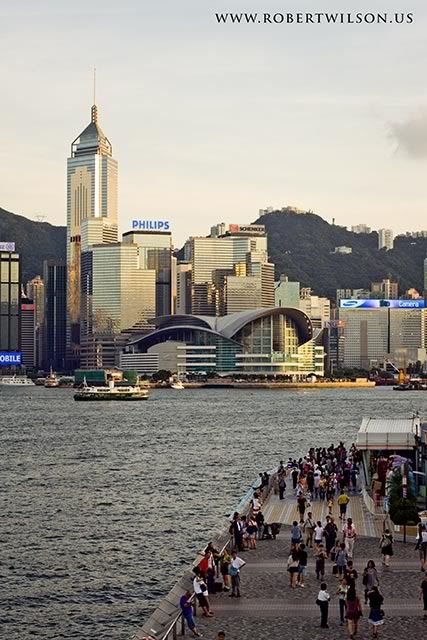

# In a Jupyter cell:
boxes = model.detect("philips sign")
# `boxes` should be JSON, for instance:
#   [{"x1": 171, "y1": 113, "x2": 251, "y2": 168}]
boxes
[
  {"x1": 131, "y1": 220, "x2": 170, "y2": 231},
  {"x1": 0, "y1": 352, "x2": 22, "y2": 366},
  {"x1": 340, "y1": 299, "x2": 425, "y2": 309}
]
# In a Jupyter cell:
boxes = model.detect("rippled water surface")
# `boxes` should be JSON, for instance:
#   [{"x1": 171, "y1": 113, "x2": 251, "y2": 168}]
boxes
[{"x1": 1, "y1": 386, "x2": 426, "y2": 639}]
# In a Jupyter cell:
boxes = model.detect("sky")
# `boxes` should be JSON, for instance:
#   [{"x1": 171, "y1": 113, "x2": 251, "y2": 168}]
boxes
[{"x1": 1, "y1": 0, "x2": 427, "y2": 247}]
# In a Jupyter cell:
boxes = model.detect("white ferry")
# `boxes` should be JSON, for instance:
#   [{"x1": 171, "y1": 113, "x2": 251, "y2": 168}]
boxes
[
  {"x1": 44, "y1": 368, "x2": 59, "y2": 388},
  {"x1": 0, "y1": 375, "x2": 35, "y2": 386},
  {"x1": 74, "y1": 378, "x2": 149, "y2": 401}
]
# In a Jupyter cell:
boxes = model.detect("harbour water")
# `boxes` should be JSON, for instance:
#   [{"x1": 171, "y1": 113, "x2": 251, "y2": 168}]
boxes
[{"x1": 1, "y1": 386, "x2": 426, "y2": 639}]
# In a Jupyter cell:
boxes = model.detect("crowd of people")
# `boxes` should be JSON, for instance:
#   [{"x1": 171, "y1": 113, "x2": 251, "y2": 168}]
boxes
[{"x1": 178, "y1": 441, "x2": 427, "y2": 637}]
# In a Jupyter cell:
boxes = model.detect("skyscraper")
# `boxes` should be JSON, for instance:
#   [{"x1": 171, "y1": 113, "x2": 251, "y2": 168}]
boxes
[
  {"x1": 43, "y1": 260, "x2": 66, "y2": 371},
  {"x1": 66, "y1": 103, "x2": 118, "y2": 367},
  {"x1": 20, "y1": 295, "x2": 35, "y2": 368},
  {"x1": 80, "y1": 242, "x2": 156, "y2": 368},
  {"x1": 122, "y1": 230, "x2": 174, "y2": 317},
  {"x1": 26, "y1": 275, "x2": 45, "y2": 368},
  {"x1": 0, "y1": 248, "x2": 21, "y2": 359}
]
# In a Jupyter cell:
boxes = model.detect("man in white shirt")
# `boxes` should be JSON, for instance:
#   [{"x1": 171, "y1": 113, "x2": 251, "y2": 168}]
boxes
[
  {"x1": 317, "y1": 581, "x2": 331, "y2": 628},
  {"x1": 229, "y1": 551, "x2": 246, "y2": 598},
  {"x1": 342, "y1": 517, "x2": 357, "y2": 559}
]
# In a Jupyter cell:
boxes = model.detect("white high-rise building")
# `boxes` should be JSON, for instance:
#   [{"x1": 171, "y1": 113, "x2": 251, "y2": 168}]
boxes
[
  {"x1": 378, "y1": 228, "x2": 394, "y2": 250},
  {"x1": 66, "y1": 104, "x2": 118, "y2": 367}
]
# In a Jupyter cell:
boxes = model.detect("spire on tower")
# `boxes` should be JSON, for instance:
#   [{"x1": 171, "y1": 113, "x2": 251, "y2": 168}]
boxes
[{"x1": 91, "y1": 68, "x2": 98, "y2": 123}]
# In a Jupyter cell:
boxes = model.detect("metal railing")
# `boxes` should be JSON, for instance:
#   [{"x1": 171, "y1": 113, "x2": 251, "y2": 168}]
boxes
[{"x1": 136, "y1": 476, "x2": 273, "y2": 640}]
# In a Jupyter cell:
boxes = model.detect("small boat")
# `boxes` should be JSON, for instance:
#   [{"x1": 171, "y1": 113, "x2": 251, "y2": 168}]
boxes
[
  {"x1": 74, "y1": 378, "x2": 149, "y2": 401},
  {"x1": 0, "y1": 375, "x2": 35, "y2": 386},
  {"x1": 170, "y1": 380, "x2": 185, "y2": 390},
  {"x1": 44, "y1": 368, "x2": 59, "y2": 388}
]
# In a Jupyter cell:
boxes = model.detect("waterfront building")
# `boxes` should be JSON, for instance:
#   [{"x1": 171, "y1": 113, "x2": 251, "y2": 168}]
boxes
[
  {"x1": 424, "y1": 257, "x2": 427, "y2": 299},
  {"x1": 122, "y1": 229, "x2": 174, "y2": 317},
  {"x1": 80, "y1": 242, "x2": 156, "y2": 368},
  {"x1": 371, "y1": 278, "x2": 398, "y2": 299},
  {"x1": 378, "y1": 228, "x2": 394, "y2": 250},
  {"x1": 351, "y1": 224, "x2": 371, "y2": 234},
  {"x1": 120, "y1": 308, "x2": 324, "y2": 378},
  {"x1": 210, "y1": 222, "x2": 226, "y2": 238},
  {"x1": 339, "y1": 305, "x2": 425, "y2": 370},
  {"x1": 43, "y1": 260, "x2": 66, "y2": 371},
  {"x1": 275, "y1": 275, "x2": 300, "y2": 308},
  {"x1": 66, "y1": 103, "x2": 118, "y2": 368},
  {"x1": 336, "y1": 288, "x2": 371, "y2": 303},
  {"x1": 0, "y1": 248, "x2": 21, "y2": 357},
  {"x1": 26, "y1": 275, "x2": 45, "y2": 368},
  {"x1": 20, "y1": 295, "x2": 35, "y2": 368},
  {"x1": 176, "y1": 263, "x2": 192, "y2": 315}
]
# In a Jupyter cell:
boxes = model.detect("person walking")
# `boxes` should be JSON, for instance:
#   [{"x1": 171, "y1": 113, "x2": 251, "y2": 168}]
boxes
[
  {"x1": 415, "y1": 524, "x2": 427, "y2": 571},
  {"x1": 338, "y1": 490, "x2": 350, "y2": 520},
  {"x1": 367, "y1": 585, "x2": 384, "y2": 638},
  {"x1": 324, "y1": 516, "x2": 338, "y2": 556},
  {"x1": 316, "y1": 582, "x2": 330, "y2": 628},
  {"x1": 219, "y1": 549, "x2": 231, "y2": 592},
  {"x1": 287, "y1": 550, "x2": 300, "y2": 588},
  {"x1": 335, "y1": 542, "x2": 348, "y2": 578},
  {"x1": 296, "y1": 542, "x2": 308, "y2": 588},
  {"x1": 362, "y1": 560, "x2": 379, "y2": 604},
  {"x1": 315, "y1": 543, "x2": 327, "y2": 581},
  {"x1": 336, "y1": 577, "x2": 348, "y2": 626},
  {"x1": 230, "y1": 513, "x2": 244, "y2": 552},
  {"x1": 419, "y1": 572, "x2": 427, "y2": 620},
  {"x1": 346, "y1": 585, "x2": 363, "y2": 639},
  {"x1": 291, "y1": 520, "x2": 302, "y2": 547},
  {"x1": 179, "y1": 591, "x2": 202, "y2": 637},
  {"x1": 278, "y1": 473, "x2": 287, "y2": 500},
  {"x1": 297, "y1": 493, "x2": 307, "y2": 523},
  {"x1": 228, "y1": 551, "x2": 246, "y2": 598},
  {"x1": 379, "y1": 529, "x2": 393, "y2": 567},
  {"x1": 303, "y1": 512, "x2": 316, "y2": 547},
  {"x1": 343, "y1": 517, "x2": 357, "y2": 559},
  {"x1": 314, "y1": 520, "x2": 324, "y2": 549}
]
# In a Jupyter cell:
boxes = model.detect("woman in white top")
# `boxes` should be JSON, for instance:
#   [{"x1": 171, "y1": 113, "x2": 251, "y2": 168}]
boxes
[{"x1": 314, "y1": 521, "x2": 324, "y2": 548}]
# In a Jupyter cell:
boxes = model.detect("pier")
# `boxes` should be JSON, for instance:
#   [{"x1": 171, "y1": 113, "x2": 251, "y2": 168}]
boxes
[{"x1": 135, "y1": 429, "x2": 427, "y2": 640}]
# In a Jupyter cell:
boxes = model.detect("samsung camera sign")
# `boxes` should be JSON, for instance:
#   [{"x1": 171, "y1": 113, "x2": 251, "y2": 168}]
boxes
[
  {"x1": 340, "y1": 299, "x2": 425, "y2": 309},
  {"x1": 131, "y1": 220, "x2": 170, "y2": 231},
  {"x1": 0, "y1": 352, "x2": 22, "y2": 366}
]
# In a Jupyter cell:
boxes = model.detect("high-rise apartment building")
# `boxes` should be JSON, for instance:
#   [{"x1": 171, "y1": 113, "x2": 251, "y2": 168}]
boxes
[
  {"x1": 26, "y1": 275, "x2": 45, "y2": 368},
  {"x1": 299, "y1": 294, "x2": 331, "y2": 329},
  {"x1": 424, "y1": 257, "x2": 427, "y2": 298},
  {"x1": 66, "y1": 103, "x2": 118, "y2": 367},
  {"x1": 43, "y1": 260, "x2": 66, "y2": 371},
  {"x1": 371, "y1": 278, "x2": 398, "y2": 299},
  {"x1": 0, "y1": 248, "x2": 21, "y2": 358},
  {"x1": 122, "y1": 230, "x2": 174, "y2": 317},
  {"x1": 80, "y1": 243, "x2": 156, "y2": 368},
  {"x1": 378, "y1": 228, "x2": 394, "y2": 250},
  {"x1": 20, "y1": 296, "x2": 35, "y2": 368}
]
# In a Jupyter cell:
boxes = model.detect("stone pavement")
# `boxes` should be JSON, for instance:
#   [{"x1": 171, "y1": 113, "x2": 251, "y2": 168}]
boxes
[{"x1": 194, "y1": 526, "x2": 426, "y2": 639}]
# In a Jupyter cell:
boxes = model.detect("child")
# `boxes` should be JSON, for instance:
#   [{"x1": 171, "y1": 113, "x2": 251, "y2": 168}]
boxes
[
  {"x1": 315, "y1": 543, "x2": 327, "y2": 580},
  {"x1": 335, "y1": 542, "x2": 348, "y2": 578}
]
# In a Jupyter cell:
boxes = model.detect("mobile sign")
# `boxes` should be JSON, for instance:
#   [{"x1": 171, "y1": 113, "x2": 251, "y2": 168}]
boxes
[{"x1": 0, "y1": 352, "x2": 22, "y2": 366}]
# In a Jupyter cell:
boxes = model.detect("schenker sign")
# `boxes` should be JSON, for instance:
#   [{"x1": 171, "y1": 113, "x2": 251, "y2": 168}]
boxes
[{"x1": 0, "y1": 352, "x2": 22, "y2": 366}]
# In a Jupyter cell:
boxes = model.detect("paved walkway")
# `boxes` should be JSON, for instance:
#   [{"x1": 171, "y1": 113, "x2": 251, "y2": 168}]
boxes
[
  {"x1": 193, "y1": 521, "x2": 426, "y2": 639},
  {"x1": 261, "y1": 489, "x2": 384, "y2": 537}
]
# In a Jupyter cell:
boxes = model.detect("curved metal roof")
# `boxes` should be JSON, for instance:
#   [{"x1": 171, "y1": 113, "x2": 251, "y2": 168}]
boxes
[
  {"x1": 151, "y1": 307, "x2": 312, "y2": 346},
  {"x1": 124, "y1": 324, "x2": 243, "y2": 350},
  {"x1": 216, "y1": 307, "x2": 312, "y2": 344}
]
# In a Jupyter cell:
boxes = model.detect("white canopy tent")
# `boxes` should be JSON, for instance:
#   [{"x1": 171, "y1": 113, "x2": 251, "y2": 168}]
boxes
[{"x1": 356, "y1": 417, "x2": 421, "y2": 451}]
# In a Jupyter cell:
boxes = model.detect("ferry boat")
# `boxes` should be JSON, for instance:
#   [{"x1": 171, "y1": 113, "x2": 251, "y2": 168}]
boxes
[
  {"x1": 44, "y1": 368, "x2": 59, "y2": 388},
  {"x1": 0, "y1": 375, "x2": 35, "y2": 386},
  {"x1": 74, "y1": 378, "x2": 149, "y2": 401},
  {"x1": 170, "y1": 380, "x2": 184, "y2": 390}
]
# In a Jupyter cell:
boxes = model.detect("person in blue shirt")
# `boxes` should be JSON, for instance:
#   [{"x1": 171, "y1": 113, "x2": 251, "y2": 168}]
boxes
[{"x1": 179, "y1": 591, "x2": 202, "y2": 637}]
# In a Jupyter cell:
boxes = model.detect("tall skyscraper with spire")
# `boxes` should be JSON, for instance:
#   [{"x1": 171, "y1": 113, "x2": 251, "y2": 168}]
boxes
[{"x1": 66, "y1": 102, "x2": 118, "y2": 367}]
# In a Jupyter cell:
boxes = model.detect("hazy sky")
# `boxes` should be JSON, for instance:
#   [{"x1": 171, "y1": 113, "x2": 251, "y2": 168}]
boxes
[{"x1": 1, "y1": 0, "x2": 427, "y2": 247}]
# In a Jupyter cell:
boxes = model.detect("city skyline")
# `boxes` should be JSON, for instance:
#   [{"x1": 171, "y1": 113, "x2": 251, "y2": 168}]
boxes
[{"x1": 1, "y1": 0, "x2": 427, "y2": 248}]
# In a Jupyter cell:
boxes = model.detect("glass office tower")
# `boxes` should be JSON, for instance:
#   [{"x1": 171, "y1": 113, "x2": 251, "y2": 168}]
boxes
[
  {"x1": 0, "y1": 249, "x2": 21, "y2": 355},
  {"x1": 66, "y1": 104, "x2": 118, "y2": 367}
]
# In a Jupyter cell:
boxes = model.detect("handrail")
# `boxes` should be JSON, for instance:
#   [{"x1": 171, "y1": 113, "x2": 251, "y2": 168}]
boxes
[{"x1": 142, "y1": 475, "x2": 273, "y2": 640}]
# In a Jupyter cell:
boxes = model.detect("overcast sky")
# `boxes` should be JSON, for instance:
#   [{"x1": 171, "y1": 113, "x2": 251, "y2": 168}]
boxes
[{"x1": 1, "y1": 0, "x2": 426, "y2": 247}]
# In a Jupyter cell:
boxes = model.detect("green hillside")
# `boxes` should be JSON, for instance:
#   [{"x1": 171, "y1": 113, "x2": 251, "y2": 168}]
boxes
[
  {"x1": 255, "y1": 209, "x2": 427, "y2": 298},
  {"x1": 0, "y1": 206, "x2": 66, "y2": 284}
]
